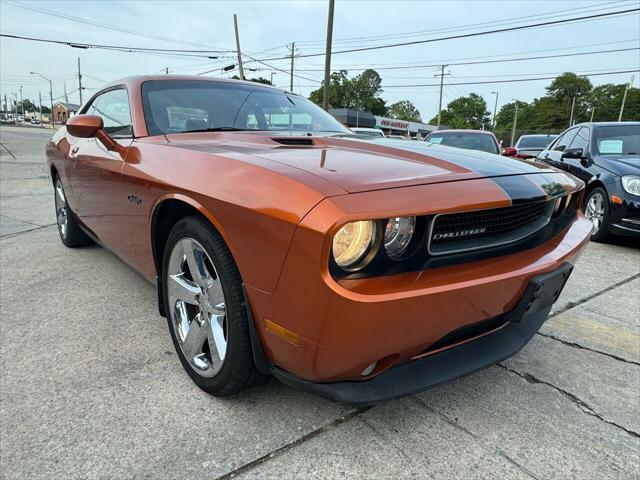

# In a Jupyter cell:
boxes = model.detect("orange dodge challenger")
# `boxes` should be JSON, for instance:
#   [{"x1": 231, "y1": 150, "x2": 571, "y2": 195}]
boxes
[{"x1": 47, "y1": 76, "x2": 591, "y2": 403}]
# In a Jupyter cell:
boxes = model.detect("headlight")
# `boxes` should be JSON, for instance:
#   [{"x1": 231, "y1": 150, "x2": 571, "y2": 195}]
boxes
[
  {"x1": 384, "y1": 216, "x2": 416, "y2": 260},
  {"x1": 621, "y1": 176, "x2": 640, "y2": 196},
  {"x1": 332, "y1": 220, "x2": 375, "y2": 269}
]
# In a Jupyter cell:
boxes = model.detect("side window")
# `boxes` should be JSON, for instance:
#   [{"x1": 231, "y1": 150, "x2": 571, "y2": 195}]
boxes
[
  {"x1": 87, "y1": 89, "x2": 132, "y2": 137},
  {"x1": 569, "y1": 127, "x2": 589, "y2": 152},
  {"x1": 553, "y1": 129, "x2": 578, "y2": 152}
]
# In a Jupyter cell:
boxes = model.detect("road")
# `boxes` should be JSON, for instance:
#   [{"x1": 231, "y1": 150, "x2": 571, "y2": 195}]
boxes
[{"x1": 1, "y1": 124, "x2": 638, "y2": 479}]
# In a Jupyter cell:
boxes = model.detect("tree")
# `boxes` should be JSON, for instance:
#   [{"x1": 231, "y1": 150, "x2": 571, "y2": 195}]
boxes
[
  {"x1": 308, "y1": 69, "x2": 387, "y2": 115},
  {"x1": 429, "y1": 93, "x2": 490, "y2": 129},
  {"x1": 387, "y1": 100, "x2": 421, "y2": 122},
  {"x1": 587, "y1": 83, "x2": 640, "y2": 121},
  {"x1": 231, "y1": 75, "x2": 273, "y2": 85},
  {"x1": 18, "y1": 99, "x2": 38, "y2": 113}
]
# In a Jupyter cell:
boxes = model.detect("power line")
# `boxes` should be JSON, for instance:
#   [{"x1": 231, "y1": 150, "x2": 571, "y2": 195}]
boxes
[
  {"x1": 289, "y1": 47, "x2": 640, "y2": 73},
  {"x1": 0, "y1": 32, "x2": 234, "y2": 56},
  {"x1": 249, "y1": 8, "x2": 640, "y2": 61},
  {"x1": 2, "y1": 0, "x2": 234, "y2": 51},
  {"x1": 291, "y1": 69, "x2": 640, "y2": 89},
  {"x1": 380, "y1": 69, "x2": 640, "y2": 88},
  {"x1": 294, "y1": 0, "x2": 635, "y2": 46}
]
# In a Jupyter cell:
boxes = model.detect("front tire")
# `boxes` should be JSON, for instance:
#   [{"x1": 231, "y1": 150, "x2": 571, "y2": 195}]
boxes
[
  {"x1": 584, "y1": 187, "x2": 610, "y2": 242},
  {"x1": 54, "y1": 175, "x2": 92, "y2": 247},
  {"x1": 162, "y1": 215, "x2": 260, "y2": 396}
]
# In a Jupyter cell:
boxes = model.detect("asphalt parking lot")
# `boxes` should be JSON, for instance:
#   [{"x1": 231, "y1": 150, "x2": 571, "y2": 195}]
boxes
[{"x1": 1, "y1": 124, "x2": 638, "y2": 479}]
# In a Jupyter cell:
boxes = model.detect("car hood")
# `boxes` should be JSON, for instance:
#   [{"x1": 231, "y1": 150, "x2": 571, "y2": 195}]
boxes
[
  {"x1": 164, "y1": 133, "x2": 558, "y2": 194},
  {"x1": 593, "y1": 155, "x2": 640, "y2": 176}
]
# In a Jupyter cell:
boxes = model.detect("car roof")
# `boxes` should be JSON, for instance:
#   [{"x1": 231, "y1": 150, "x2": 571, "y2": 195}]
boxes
[
  {"x1": 102, "y1": 74, "x2": 284, "y2": 93},
  {"x1": 429, "y1": 129, "x2": 495, "y2": 135},
  {"x1": 573, "y1": 121, "x2": 640, "y2": 127},
  {"x1": 518, "y1": 134, "x2": 557, "y2": 137}
]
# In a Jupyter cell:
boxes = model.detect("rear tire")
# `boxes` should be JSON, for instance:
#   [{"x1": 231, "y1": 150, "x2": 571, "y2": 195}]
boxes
[
  {"x1": 162, "y1": 215, "x2": 261, "y2": 396},
  {"x1": 54, "y1": 175, "x2": 92, "y2": 248}
]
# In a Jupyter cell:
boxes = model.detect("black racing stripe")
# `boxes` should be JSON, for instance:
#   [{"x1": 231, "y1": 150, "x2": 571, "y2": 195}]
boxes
[{"x1": 491, "y1": 175, "x2": 547, "y2": 204}]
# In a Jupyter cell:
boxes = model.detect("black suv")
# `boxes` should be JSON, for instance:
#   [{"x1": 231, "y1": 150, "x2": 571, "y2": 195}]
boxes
[{"x1": 536, "y1": 122, "x2": 640, "y2": 242}]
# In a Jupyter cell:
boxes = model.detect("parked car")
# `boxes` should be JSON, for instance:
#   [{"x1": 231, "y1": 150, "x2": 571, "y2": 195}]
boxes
[
  {"x1": 503, "y1": 134, "x2": 558, "y2": 159},
  {"x1": 47, "y1": 76, "x2": 590, "y2": 403},
  {"x1": 425, "y1": 129, "x2": 501, "y2": 155},
  {"x1": 536, "y1": 122, "x2": 639, "y2": 242},
  {"x1": 387, "y1": 134, "x2": 409, "y2": 140},
  {"x1": 30, "y1": 118, "x2": 42, "y2": 125},
  {"x1": 351, "y1": 127, "x2": 384, "y2": 138}
]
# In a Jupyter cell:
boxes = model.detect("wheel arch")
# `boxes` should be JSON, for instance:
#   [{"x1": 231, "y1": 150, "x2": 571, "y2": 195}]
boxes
[
  {"x1": 149, "y1": 194, "x2": 241, "y2": 279},
  {"x1": 584, "y1": 178, "x2": 607, "y2": 201}
]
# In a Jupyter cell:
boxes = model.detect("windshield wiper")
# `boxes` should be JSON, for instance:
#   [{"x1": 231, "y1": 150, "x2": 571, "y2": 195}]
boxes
[{"x1": 182, "y1": 127, "x2": 255, "y2": 133}]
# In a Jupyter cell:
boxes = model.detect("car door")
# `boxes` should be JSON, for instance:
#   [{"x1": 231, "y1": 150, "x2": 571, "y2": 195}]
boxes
[
  {"x1": 562, "y1": 126, "x2": 593, "y2": 183},
  {"x1": 538, "y1": 128, "x2": 579, "y2": 171},
  {"x1": 69, "y1": 87, "x2": 137, "y2": 263}
]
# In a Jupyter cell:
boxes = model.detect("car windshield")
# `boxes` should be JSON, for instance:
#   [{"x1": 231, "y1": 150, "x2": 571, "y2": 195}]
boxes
[
  {"x1": 141, "y1": 80, "x2": 350, "y2": 136},
  {"x1": 517, "y1": 136, "x2": 557, "y2": 149},
  {"x1": 427, "y1": 132, "x2": 499, "y2": 154},
  {"x1": 593, "y1": 124, "x2": 640, "y2": 156}
]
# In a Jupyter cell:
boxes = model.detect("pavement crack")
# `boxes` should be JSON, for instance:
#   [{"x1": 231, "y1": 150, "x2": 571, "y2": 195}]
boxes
[
  {"x1": 360, "y1": 416, "x2": 413, "y2": 462},
  {"x1": 0, "y1": 141, "x2": 17, "y2": 159},
  {"x1": 413, "y1": 397, "x2": 542, "y2": 480},
  {"x1": 498, "y1": 363, "x2": 640, "y2": 439},
  {"x1": 549, "y1": 273, "x2": 640, "y2": 320},
  {"x1": 214, "y1": 406, "x2": 371, "y2": 479},
  {"x1": 0, "y1": 223, "x2": 56, "y2": 239},
  {"x1": 536, "y1": 331, "x2": 640, "y2": 366}
]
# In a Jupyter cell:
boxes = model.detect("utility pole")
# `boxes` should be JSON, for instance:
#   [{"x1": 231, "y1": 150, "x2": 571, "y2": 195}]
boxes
[
  {"x1": 64, "y1": 82, "x2": 69, "y2": 103},
  {"x1": 39, "y1": 91, "x2": 42, "y2": 123},
  {"x1": 19, "y1": 85, "x2": 23, "y2": 121},
  {"x1": 322, "y1": 0, "x2": 335, "y2": 111},
  {"x1": 436, "y1": 65, "x2": 447, "y2": 128},
  {"x1": 270, "y1": 72, "x2": 276, "y2": 86},
  {"x1": 568, "y1": 96, "x2": 576, "y2": 126},
  {"x1": 3, "y1": 94, "x2": 6, "y2": 118},
  {"x1": 233, "y1": 14, "x2": 245, "y2": 80},
  {"x1": 590, "y1": 107, "x2": 595, "y2": 122},
  {"x1": 510, "y1": 101, "x2": 519, "y2": 147},
  {"x1": 165, "y1": 67, "x2": 169, "y2": 74},
  {"x1": 491, "y1": 91, "x2": 499, "y2": 129},
  {"x1": 77, "y1": 57, "x2": 83, "y2": 105},
  {"x1": 618, "y1": 75, "x2": 634, "y2": 121},
  {"x1": 289, "y1": 43, "x2": 295, "y2": 92}
]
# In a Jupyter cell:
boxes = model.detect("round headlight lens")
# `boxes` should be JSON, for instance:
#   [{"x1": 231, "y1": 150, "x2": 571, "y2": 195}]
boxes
[
  {"x1": 384, "y1": 216, "x2": 416, "y2": 260},
  {"x1": 332, "y1": 220, "x2": 375, "y2": 269}
]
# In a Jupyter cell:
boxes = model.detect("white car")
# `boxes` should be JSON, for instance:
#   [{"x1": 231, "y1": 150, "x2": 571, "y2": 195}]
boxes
[{"x1": 351, "y1": 127, "x2": 385, "y2": 138}]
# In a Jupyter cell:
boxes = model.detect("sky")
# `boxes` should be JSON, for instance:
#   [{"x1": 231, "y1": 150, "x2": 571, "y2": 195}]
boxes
[{"x1": 1, "y1": 0, "x2": 639, "y2": 123}]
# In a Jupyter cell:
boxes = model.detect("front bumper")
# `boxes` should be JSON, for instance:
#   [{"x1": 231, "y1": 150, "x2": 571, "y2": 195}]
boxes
[
  {"x1": 271, "y1": 263, "x2": 572, "y2": 404},
  {"x1": 607, "y1": 188, "x2": 640, "y2": 237}
]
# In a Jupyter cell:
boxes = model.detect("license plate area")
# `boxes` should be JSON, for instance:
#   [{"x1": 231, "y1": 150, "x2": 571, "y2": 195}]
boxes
[{"x1": 504, "y1": 263, "x2": 573, "y2": 323}]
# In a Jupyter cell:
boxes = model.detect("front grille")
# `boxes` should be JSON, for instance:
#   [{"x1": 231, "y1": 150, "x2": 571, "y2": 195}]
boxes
[{"x1": 428, "y1": 201, "x2": 551, "y2": 255}]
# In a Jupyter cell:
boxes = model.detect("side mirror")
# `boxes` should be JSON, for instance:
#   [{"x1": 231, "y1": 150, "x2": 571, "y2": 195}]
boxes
[
  {"x1": 502, "y1": 147, "x2": 517, "y2": 157},
  {"x1": 66, "y1": 114, "x2": 118, "y2": 151},
  {"x1": 562, "y1": 147, "x2": 585, "y2": 159},
  {"x1": 66, "y1": 114, "x2": 103, "y2": 138}
]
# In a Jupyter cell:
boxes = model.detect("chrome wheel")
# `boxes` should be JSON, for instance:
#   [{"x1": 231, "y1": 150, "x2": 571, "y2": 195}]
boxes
[
  {"x1": 55, "y1": 178, "x2": 68, "y2": 238},
  {"x1": 586, "y1": 191, "x2": 605, "y2": 233},
  {"x1": 167, "y1": 237, "x2": 227, "y2": 378}
]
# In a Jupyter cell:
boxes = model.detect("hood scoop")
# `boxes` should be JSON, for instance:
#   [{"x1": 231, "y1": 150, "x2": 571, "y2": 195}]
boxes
[{"x1": 272, "y1": 137, "x2": 315, "y2": 146}]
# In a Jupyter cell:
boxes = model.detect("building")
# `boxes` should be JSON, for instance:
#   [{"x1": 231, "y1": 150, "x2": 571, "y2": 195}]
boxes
[
  {"x1": 329, "y1": 107, "x2": 437, "y2": 138},
  {"x1": 53, "y1": 102, "x2": 80, "y2": 124}
]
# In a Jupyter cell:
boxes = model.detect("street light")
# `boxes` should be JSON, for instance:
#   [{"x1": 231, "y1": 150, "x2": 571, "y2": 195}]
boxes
[
  {"x1": 510, "y1": 98, "x2": 519, "y2": 147},
  {"x1": 491, "y1": 91, "x2": 499, "y2": 130},
  {"x1": 31, "y1": 71, "x2": 54, "y2": 126}
]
